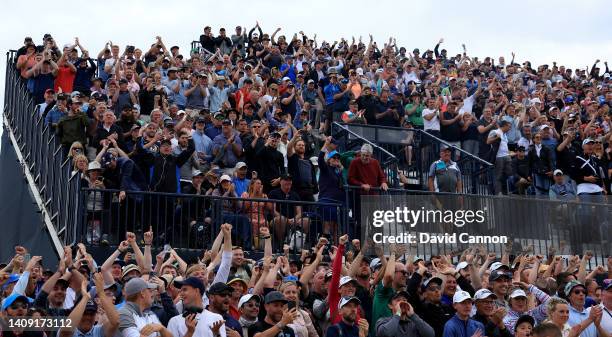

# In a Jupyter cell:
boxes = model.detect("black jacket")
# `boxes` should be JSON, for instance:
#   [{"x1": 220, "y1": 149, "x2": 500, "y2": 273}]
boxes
[
  {"x1": 473, "y1": 313, "x2": 513, "y2": 337},
  {"x1": 528, "y1": 144, "x2": 554, "y2": 175},
  {"x1": 144, "y1": 139, "x2": 195, "y2": 193},
  {"x1": 512, "y1": 156, "x2": 531, "y2": 180},
  {"x1": 406, "y1": 272, "x2": 454, "y2": 337}
]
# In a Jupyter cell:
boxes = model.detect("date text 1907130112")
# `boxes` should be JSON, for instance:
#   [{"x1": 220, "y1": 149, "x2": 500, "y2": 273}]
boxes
[{"x1": 1, "y1": 317, "x2": 73, "y2": 331}]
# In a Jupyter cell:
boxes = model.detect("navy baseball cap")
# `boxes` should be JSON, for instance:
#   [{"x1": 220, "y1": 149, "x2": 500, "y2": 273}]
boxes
[{"x1": 174, "y1": 277, "x2": 205, "y2": 295}]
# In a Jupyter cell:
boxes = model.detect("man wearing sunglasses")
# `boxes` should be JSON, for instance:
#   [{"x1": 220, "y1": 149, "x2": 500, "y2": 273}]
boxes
[
  {"x1": 503, "y1": 281, "x2": 551, "y2": 332},
  {"x1": 565, "y1": 280, "x2": 608, "y2": 337},
  {"x1": 207, "y1": 282, "x2": 243, "y2": 337},
  {"x1": 1, "y1": 294, "x2": 40, "y2": 337}
]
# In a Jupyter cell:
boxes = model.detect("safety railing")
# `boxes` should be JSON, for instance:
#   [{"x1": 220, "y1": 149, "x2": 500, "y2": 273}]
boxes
[
  {"x1": 4, "y1": 50, "x2": 85, "y2": 247},
  {"x1": 336, "y1": 123, "x2": 495, "y2": 195},
  {"x1": 331, "y1": 122, "x2": 400, "y2": 187},
  {"x1": 79, "y1": 188, "x2": 345, "y2": 252},
  {"x1": 351, "y1": 186, "x2": 611, "y2": 266}
]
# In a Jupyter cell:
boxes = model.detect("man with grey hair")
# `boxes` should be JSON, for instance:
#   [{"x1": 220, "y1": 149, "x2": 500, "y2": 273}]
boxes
[
  {"x1": 348, "y1": 144, "x2": 388, "y2": 192},
  {"x1": 118, "y1": 278, "x2": 173, "y2": 337}
]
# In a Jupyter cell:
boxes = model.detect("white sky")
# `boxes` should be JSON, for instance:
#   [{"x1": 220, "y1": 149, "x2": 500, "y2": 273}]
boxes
[{"x1": 0, "y1": 0, "x2": 610, "y2": 114}]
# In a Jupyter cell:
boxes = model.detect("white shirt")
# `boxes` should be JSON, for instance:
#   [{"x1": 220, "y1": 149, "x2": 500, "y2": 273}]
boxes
[
  {"x1": 422, "y1": 108, "x2": 440, "y2": 131},
  {"x1": 489, "y1": 129, "x2": 510, "y2": 158},
  {"x1": 517, "y1": 137, "x2": 532, "y2": 150},
  {"x1": 459, "y1": 95, "x2": 476, "y2": 115},
  {"x1": 167, "y1": 310, "x2": 227, "y2": 337},
  {"x1": 597, "y1": 305, "x2": 612, "y2": 335},
  {"x1": 535, "y1": 144, "x2": 542, "y2": 157}
]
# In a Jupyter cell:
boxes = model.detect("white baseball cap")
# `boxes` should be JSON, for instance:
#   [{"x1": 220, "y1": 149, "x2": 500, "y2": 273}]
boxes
[
  {"x1": 456, "y1": 262, "x2": 469, "y2": 270},
  {"x1": 509, "y1": 289, "x2": 528, "y2": 299},
  {"x1": 453, "y1": 290, "x2": 472, "y2": 303},
  {"x1": 474, "y1": 288, "x2": 497, "y2": 300},
  {"x1": 220, "y1": 174, "x2": 232, "y2": 182},
  {"x1": 238, "y1": 294, "x2": 261, "y2": 308},
  {"x1": 338, "y1": 276, "x2": 357, "y2": 288},
  {"x1": 490, "y1": 262, "x2": 509, "y2": 271},
  {"x1": 338, "y1": 296, "x2": 361, "y2": 309}
]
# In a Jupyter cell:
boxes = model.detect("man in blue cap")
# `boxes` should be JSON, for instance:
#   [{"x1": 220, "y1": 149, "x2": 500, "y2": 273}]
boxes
[{"x1": 248, "y1": 291, "x2": 297, "y2": 337}]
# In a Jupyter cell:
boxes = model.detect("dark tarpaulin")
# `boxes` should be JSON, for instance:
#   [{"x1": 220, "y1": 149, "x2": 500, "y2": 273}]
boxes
[{"x1": 0, "y1": 128, "x2": 58, "y2": 264}]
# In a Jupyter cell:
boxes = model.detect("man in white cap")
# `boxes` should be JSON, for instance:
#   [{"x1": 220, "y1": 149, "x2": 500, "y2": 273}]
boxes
[
  {"x1": 502, "y1": 281, "x2": 551, "y2": 331},
  {"x1": 443, "y1": 291, "x2": 484, "y2": 337},
  {"x1": 472, "y1": 289, "x2": 511, "y2": 337},
  {"x1": 326, "y1": 296, "x2": 369, "y2": 337},
  {"x1": 549, "y1": 169, "x2": 576, "y2": 200},
  {"x1": 237, "y1": 294, "x2": 261, "y2": 337},
  {"x1": 232, "y1": 162, "x2": 250, "y2": 196},
  {"x1": 118, "y1": 278, "x2": 172, "y2": 337}
]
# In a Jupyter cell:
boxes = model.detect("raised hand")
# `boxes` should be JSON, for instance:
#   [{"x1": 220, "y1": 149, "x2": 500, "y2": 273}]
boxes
[
  {"x1": 144, "y1": 226, "x2": 154, "y2": 245},
  {"x1": 210, "y1": 320, "x2": 225, "y2": 335},
  {"x1": 126, "y1": 232, "x2": 136, "y2": 244},
  {"x1": 358, "y1": 318, "x2": 369, "y2": 337}
]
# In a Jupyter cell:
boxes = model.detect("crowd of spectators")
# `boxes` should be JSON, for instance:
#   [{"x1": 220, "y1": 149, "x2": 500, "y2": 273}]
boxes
[
  {"x1": 1, "y1": 229, "x2": 611, "y2": 337},
  {"x1": 6, "y1": 26, "x2": 612, "y2": 337}
]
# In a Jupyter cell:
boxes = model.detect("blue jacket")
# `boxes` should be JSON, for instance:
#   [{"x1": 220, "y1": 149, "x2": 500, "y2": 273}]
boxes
[{"x1": 443, "y1": 314, "x2": 485, "y2": 337}]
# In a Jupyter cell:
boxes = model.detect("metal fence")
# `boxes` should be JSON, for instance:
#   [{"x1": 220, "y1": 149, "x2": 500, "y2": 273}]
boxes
[
  {"x1": 79, "y1": 188, "x2": 345, "y2": 252},
  {"x1": 4, "y1": 50, "x2": 84, "y2": 247},
  {"x1": 357, "y1": 188, "x2": 611, "y2": 266},
  {"x1": 335, "y1": 123, "x2": 495, "y2": 195}
]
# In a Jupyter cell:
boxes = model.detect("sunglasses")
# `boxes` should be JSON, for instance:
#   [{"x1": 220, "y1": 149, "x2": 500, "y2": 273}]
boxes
[
  {"x1": 426, "y1": 285, "x2": 441, "y2": 291},
  {"x1": 572, "y1": 290, "x2": 586, "y2": 295},
  {"x1": 243, "y1": 303, "x2": 259, "y2": 308}
]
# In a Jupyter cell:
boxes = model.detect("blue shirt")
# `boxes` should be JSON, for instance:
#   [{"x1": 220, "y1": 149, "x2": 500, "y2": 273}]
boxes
[
  {"x1": 324, "y1": 83, "x2": 341, "y2": 105},
  {"x1": 568, "y1": 306, "x2": 597, "y2": 337},
  {"x1": 45, "y1": 107, "x2": 66, "y2": 126},
  {"x1": 205, "y1": 125, "x2": 222, "y2": 140},
  {"x1": 443, "y1": 315, "x2": 485, "y2": 337},
  {"x1": 212, "y1": 132, "x2": 243, "y2": 168},
  {"x1": 192, "y1": 129, "x2": 213, "y2": 162},
  {"x1": 280, "y1": 63, "x2": 297, "y2": 83},
  {"x1": 68, "y1": 324, "x2": 105, "y2": 337},
  {"x1": 210, "y1": 86, "x2": 232, "y2": 112},
  {"x1": 232, "y1": 177, "x2": 250, "y2": 196}
]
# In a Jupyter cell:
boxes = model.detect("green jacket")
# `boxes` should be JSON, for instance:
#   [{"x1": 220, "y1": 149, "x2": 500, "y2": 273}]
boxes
[{"x1": 56, "y1": 113, "x2": 89, "y2": 147}]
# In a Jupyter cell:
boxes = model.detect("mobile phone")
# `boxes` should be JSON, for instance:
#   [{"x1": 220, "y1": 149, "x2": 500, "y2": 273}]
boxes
[
  {"x1": 24, "y1": 253, "x2": 31, "y2": 264},
  {"x1": 287, "y1": 301, "x2": 296, "y2": 310},
  {"x1": 149, "y1": 271, "x2": 158, "y2": 278}
]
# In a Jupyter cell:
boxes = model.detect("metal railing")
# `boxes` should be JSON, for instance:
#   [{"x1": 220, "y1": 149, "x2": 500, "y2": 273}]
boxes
[
  {"x1": 354, "y1": 187, "x2": 611, "y2": 266},
  {"x1": 331, "y1": 122, "x2": 400, "y2": 187},
  {"x1": 4, "y1": 50, "x2": 85, "y2": 247},
  {"x1": 78, "y1": 188, "x2": 345, "y2": 252},
  {"x1": 335, "y1": 123, "x2": 495, "y2": 195}
]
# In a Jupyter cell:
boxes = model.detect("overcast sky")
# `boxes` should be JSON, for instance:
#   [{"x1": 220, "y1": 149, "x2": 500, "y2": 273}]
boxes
[{"x1": 1, "y1": 0, "x2": 610, "y2": 116}]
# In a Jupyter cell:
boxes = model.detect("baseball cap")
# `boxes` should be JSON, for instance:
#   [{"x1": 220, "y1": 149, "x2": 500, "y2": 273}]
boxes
[
  {"x1": 1, "y1": 294, "x2": 33, "y2": 311},
  {"x1": 603, "y1": 279, "x2": 611, "y2": 290},
  {"x1": 84, "y1": 300, "x2": 98, "y2": 313},
  {"x1": 195, "y1": 116, "x2": 206, "y2": 123},
  {"x1": 553, "y1": 169, "x2": 563, "y2": 176},
  {"x1": 515, "y1": 315, "x2": 535, "y2": 330},
  {"x1": 326, "y1": 150, "x2": 341, "y2": 161},
  {"x1": 238, "y1": 294, "x2": 262, "y2": 308},
  {"x1": 390, "y1": 290, "x2": 411, "y2": 303},
  {"x1": 489, "y1": 270, "x2": 512, "y2": 282},
  {"x1": 564, "y1": 280, "x2": 586, "y2": 297},
  {"x1": 338, "y1": 276, "x2": 357, "y2": 288},
  {"x1": 208, "y1": 282, "x2": 233, "y2": 295},
  {"x1": 421, "y1": 277, "x2": 443, "y2": 290},
  {"x1": 45, "y1": 88, "x2": 55, "y2": 94},
  {"x1": 220, "y1": 174, "x2": 232, "y2": 182},
  {"x1": 307, "y1": 79, "x2": 315, "y2": 84},
  {"x1": 121, "y1": 264, "x2": 141, "y2": 279},
  {"x1": 370, "y1": 258, "x2": 382, "y2": 270},
  {"x1": 456, "y1": 261, "x2": 469, "y2": 270},
  {"x1": 509, "y1": 288, "x2": 528, "y2": 299},
  {"x1": 174, "y1": 277, "x2": 206, "y2": 294},
  {"x1": 490, "y1": 262, "x2": 510, "y2": 271},
  {"x1": 280, "y1": 173, "x2": 293, "y2": 181},
  {"x1": 582, "y1": 138, "x2": 594, "y2": 146},
  {"x1": 282, "y1": 77, "x2": 291, "y2": 82},
  {"x1": 1, "y1": 274, "x2": 20, "y2": 291},
  {"x1": 124, "y1": 278, "x2": 157, "y2": 296},
  {"x1": 227, "y1": 277, "x2": 248, "y2": 289},
  {"x1": 264, "y1": 291, "x2": 288, "y2": 304},
  {"x1": 453, "y1": 290, "x2": 472, "y2": 303},
  {"x1": 474, "y1": 288, "x2": 497, "y2": 300},
  {"x1": 338, "y1": 296, "x2": 361, "y2": 309}
]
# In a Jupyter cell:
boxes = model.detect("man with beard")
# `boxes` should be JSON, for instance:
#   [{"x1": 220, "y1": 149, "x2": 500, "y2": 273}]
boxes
[
  {"x1": 348, "y1": 244, "x2": 374, "y2": 322},
  {"x1": 287, "y1": 136, "x2": 318, "y2": 202},
  {"x1": 243, "y1": 120, "x2": 266, "y2": 176},
  {"x1": 167, "y1": 277, "x2": 226, "y2": 337},
  {"x1": 238, "y1": 294, "x2": 261, "y2": 337},
  {"x1": 356, "y1": 86, "x2": 379, "y2": 125},
  {"x1": 207, "y1": 282, "x2": 243, "y2": 337},
  {"x1": 116, "y1": 106, "x2": 137, "y2": 139},
  {"x1": 407, "y1": 265, "x2": 454, "y2": 337},
  {"x1": 33, "y1": 263, "x2": 72, "y2": 317},
  {"x1": 326, "y1": 297, "x2": 369, "y2": 337},
  {"x1": 248, "y1": 291, "x2": 297, "y2": 337}
]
